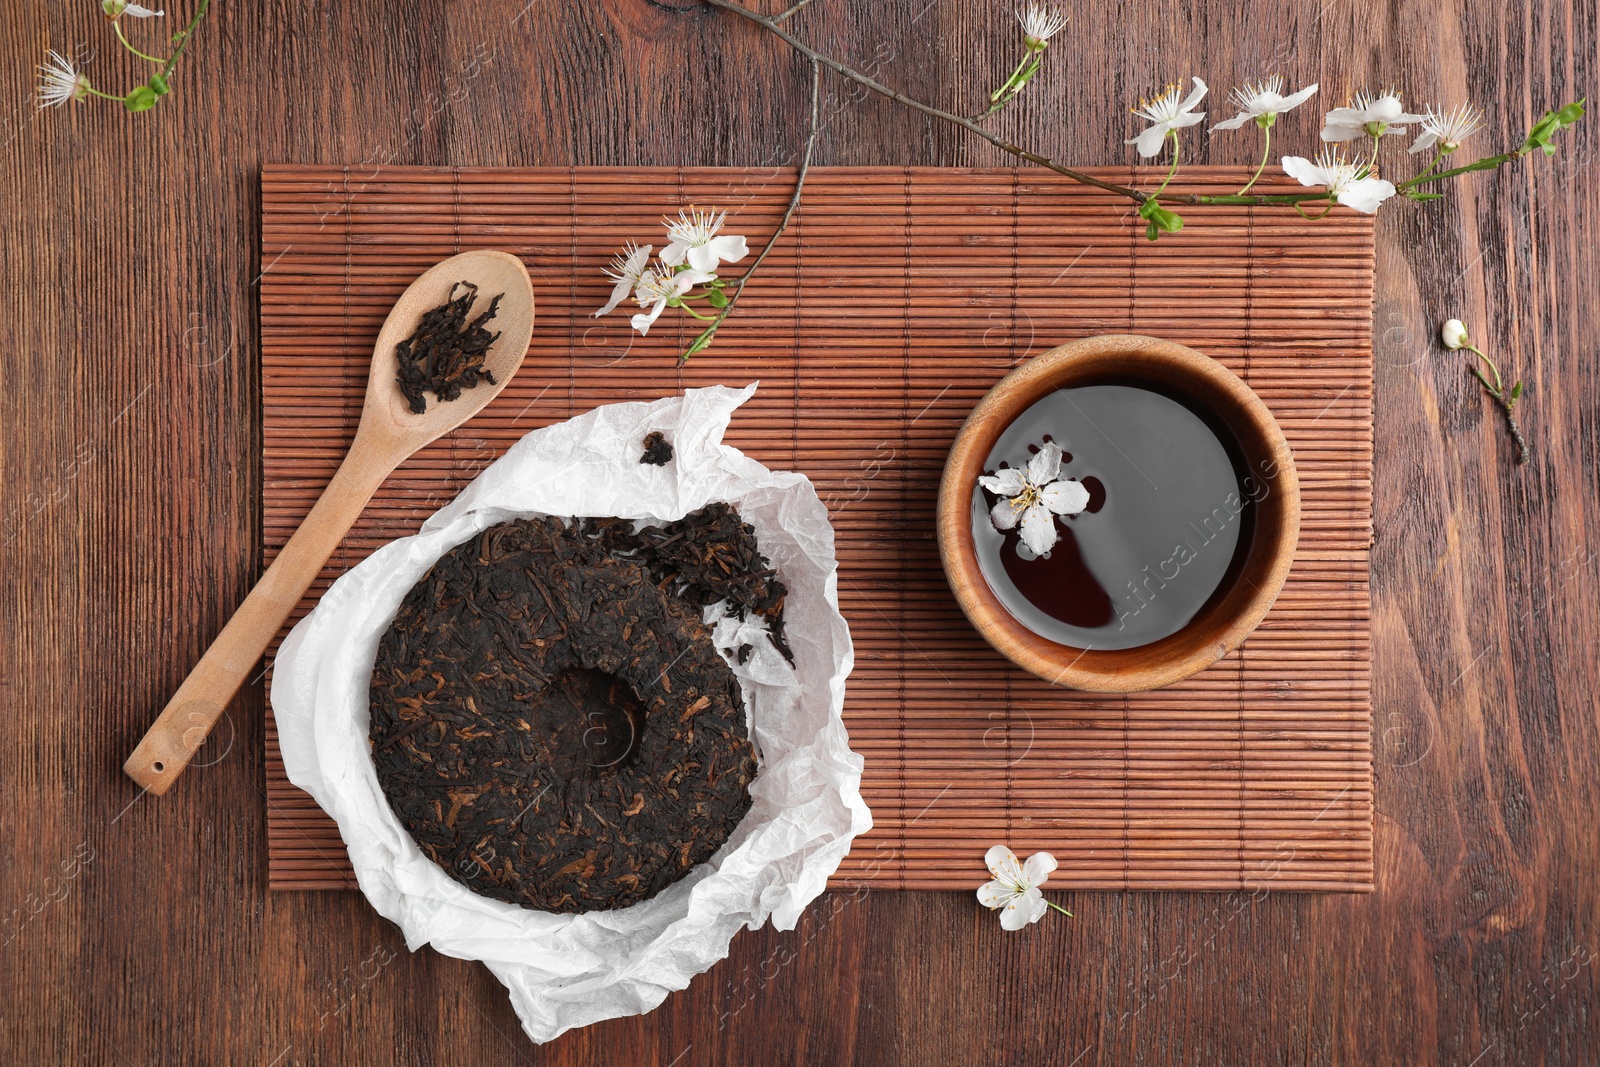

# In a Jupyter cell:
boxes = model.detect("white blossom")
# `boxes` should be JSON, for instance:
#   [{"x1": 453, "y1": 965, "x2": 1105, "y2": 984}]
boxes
[
  {"x1": 1211, "y1": 76, "x2": 1318, "y2": 131},
  {"x1": 978, "y1": 441, "x2": 1090, "y2": 556},
  {"x1": 594, "y1": 241, "x2": 651, "y2": 317},
  {"x1": 629, "y1": 261, "x2": 714, "y2": 336},
  {"x1": 1016, "y1": 3, "x2": 1068, "y2": 49},
  {"x1": 976, "y1": 845, "x2": 1058, "y2": 931},
  {"x1": 1441, "y1": 319, "x2": 1470, "y2": 350},
  {"x1": 1409, "y1": 103, "x2": 1486, "y2": 155},
  {"x1": 36, "y1": 50, "x2": 90, "y2": 109},
  {"x1": 1280, "y1": 149, "x2": 1398, "y2": 214},
  {"x1": 1126, "y1": 78, "x2": 1208, "y2": 158},
  {"x1": 660, "y1": 207, "x2": 748, "y2": 273},
  {"x1": 1320, "y1": 90, "x2": 1426, "y2": 142}
]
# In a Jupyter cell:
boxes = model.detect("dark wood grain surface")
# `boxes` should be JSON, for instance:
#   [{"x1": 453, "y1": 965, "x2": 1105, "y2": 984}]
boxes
[{"x1": 2, "y1": 1, "x2": 1596, "y2": 1063}]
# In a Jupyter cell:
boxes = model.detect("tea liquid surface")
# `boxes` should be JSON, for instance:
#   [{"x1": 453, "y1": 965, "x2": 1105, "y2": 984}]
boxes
[{"x1": 971, "y1": 383, "x2": 1253, "y2": 650}]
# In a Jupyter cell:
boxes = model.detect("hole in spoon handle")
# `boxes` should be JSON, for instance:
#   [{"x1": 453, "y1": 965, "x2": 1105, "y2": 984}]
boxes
[{"x1": 124, "y1": 696, "x2": 228, "y2": 795}]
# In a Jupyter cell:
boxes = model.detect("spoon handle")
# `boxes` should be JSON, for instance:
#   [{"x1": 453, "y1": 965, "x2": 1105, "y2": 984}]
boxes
[{"x1": 124, "y1": 444, "x2": 395, "y2": 794}]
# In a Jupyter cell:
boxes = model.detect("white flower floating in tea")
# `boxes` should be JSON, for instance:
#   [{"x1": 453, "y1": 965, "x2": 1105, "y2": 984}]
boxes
[
  {"x1": 978, "y1": 441, "x2": 1090, "y2": 557},
  {"x1": 976, "y1": 845, "x2": 1071, "y2": 930}
]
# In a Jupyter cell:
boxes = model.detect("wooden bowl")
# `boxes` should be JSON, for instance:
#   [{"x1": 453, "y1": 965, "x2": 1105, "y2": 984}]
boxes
[{"x1": 937, "y1": 334, "x2": 1300, "y2": 692}]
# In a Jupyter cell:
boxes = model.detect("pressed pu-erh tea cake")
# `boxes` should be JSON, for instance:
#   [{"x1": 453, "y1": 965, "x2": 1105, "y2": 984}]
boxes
[{"x1": 368, "y1": 503, "x2": 785, "y2": 913}]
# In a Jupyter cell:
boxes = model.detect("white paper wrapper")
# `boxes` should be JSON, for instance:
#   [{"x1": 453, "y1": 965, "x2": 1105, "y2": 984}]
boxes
[{"x1": 273, "y1": 384, "x2": 870, "y2": 1043}]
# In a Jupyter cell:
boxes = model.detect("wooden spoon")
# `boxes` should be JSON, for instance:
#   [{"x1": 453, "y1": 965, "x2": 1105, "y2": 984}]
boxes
[{"x1": 125, "y1": 250, "x2": 535, "y2": 795}]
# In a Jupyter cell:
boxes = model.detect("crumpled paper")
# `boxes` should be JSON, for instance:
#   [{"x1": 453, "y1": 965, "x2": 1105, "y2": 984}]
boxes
[{"x1": 273, "y1": 384, "x2": 870, "y2": 1044}]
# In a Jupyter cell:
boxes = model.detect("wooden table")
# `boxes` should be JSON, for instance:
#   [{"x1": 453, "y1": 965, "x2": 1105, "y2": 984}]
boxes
[{"x1": 3, "y1": 2, "x2": 1596, "y2": 1063}]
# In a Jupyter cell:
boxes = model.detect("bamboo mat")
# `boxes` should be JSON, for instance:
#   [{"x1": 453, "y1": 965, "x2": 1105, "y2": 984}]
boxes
[{"x1": 261, "y1": 165, "x2": 1374, "y2": 894}]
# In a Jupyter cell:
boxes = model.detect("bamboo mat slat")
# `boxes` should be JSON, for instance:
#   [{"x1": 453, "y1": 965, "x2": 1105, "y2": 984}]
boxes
[{"x1": 261, "y1": 165, "x2": 1374, "y2": 895}]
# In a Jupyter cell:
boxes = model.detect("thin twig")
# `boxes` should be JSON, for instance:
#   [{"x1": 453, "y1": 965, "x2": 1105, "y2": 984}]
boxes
[
  {"x1": 680, "y1": 55, "x2": 822, "y2": 362},
  {"x1": 701, "y1": 0, "x2": 1339, "y2": 208},
  {"x1": 774, "y1": 0, "x2": 818, "y2": 21},
  {"x1": 1469, "y1": 368, "x2": 1531, "y2": 465},
  {"x1": 1496, "y1": 395, "x2": 1532, "y2": 466},
  {"x1": 703, "y1": 0, "x2": 1147, "y2": 201}
]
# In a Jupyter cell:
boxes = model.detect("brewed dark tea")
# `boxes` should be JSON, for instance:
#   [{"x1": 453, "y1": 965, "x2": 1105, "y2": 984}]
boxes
[
  {"x1": 369, "y1": 503, "x2": 784, "y2": 914},
  {"x1": 972, "y1": 383, "x2": 1255, "y2": 650}
]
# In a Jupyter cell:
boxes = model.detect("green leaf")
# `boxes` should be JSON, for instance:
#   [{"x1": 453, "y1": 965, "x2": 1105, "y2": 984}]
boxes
[
  {"x1": 1137, "y1": 199, "x2": 1184, "y2": 233},
  {"x1": 123, "y1": 86, "x2": 158, "y2": 112},
  {"x1": 1145, "y1": 221, "x2": 1160, "y2": 241},
  {"x1": 1510, "y1": 381, "x2": 1523, "y2": 401},
  {"x1": 707, "y1": 289, "x2": 729, "y2": 308},
  {"x1": 1524, "y1": 100, "x2": 1587, "y2": 153},
  {"x1": 149, "y1": 73, "x2": 170, "y2": 97}
]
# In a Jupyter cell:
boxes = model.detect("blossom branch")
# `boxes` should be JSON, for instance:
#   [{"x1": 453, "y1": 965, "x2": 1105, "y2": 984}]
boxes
[
  {"x1": 981, "y1": 5, "x2": 1069, "y2": 118},
  {"x1": 700, "y1": 0, "x2": 1157, "y2": 203},
  {"x1": 680, "y1": 55, "x2": 822, "y2": 362},
  {"x1": 36, "y1": 0, "x2": 212, "y2": 114},
  {"x1": 1399, "y1": 151, "x2": 1518, "y2": 188},
  {"x1": 702, "y1": 0, "x2": 1345, "y2": 209},
  {"x1": 701, "y1": 0, "x2": 1585, "y2": 232},
  {"x1": 160, "y1": 0, "x2": 213, "y2": 82},
  {"x1": 773, "y1": 0, "x2": 819, "y2": 22},
  {"x1": 1443, "y1": 319, "x2": 1530, "y2": 466}
]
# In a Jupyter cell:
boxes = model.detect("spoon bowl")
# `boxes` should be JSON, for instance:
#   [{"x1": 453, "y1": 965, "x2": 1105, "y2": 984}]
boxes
[
  {"x1": 358, "y1": 251, "x2": 536, "y2": 451},
  {"x1": 125, "y1": 250, "x2": 534, "y2": 794}
]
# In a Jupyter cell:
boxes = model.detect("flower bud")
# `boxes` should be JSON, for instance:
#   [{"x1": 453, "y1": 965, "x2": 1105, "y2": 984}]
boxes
[
  {"x1": 103, "y1": 0, "x2": 164, "y2": 17},
  {"x1": 1441, "y1": 319, "x2": 1470, "y2": 350}
]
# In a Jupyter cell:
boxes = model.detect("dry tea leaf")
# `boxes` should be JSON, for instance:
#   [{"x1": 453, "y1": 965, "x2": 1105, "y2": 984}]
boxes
[
  {"x1": 639, "y1": 431, "x2": 674, "y2": 466},
  {"x1": 394, "y1": 280, "x2": 503, "y2": 414},
  {"x1": 369, "y1": 510, "x2": 770, "y2": 913},
  {"x1": 594, "y1": 503, "x2": 793, "y2": 665}
]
